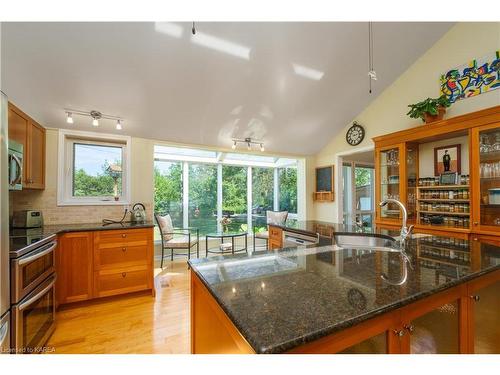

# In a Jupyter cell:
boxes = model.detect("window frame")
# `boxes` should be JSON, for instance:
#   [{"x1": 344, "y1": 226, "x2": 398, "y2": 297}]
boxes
[{"x1": 58, "y1": 129, "x2": 131, "y2": 206}]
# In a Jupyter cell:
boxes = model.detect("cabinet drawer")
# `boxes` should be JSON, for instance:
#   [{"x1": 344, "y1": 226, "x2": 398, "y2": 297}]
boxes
[
  {"x1": 269, "y1": 239, "x2": 282, "y2": 250},
  {"x1": 94, "y1": 267, "x2": 150, "y2": 298},
  {"x1": 94, "y1": 245, "x2": 149, "y2": 270},
  {"x1": 95, "y1": 229, "x2": 151, "y2": 248},
  {"x1": 269, "y1": 226, "x2": 283, "y2": 240}
]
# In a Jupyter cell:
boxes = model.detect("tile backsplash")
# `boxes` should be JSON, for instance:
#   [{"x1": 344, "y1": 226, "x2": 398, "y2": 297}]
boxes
[{"x1": 10, "y1": 187, "x2": 153, "y2": 225}]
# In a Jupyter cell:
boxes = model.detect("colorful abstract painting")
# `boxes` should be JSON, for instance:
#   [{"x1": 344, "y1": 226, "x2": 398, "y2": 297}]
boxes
[{"x1": 440, "y1": 51, "x2": 500, "y2": 103}]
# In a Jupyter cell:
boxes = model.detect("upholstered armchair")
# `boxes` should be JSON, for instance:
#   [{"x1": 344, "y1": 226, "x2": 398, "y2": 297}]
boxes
[
  {"x1": 155, "y1": 213, "x2": 199, "y2": 268},
  {"x1": 253, "y1": 210, "x2": 288, "y2": 251}
]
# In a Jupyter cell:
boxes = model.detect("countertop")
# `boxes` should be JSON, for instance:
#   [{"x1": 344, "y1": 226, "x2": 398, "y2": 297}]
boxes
[
  {"x1": 9, "y1": 221, "x2": 155, "y2": 254},
  {"x1": 188, "y1": 233, "x2": 500, "y2": 354}
]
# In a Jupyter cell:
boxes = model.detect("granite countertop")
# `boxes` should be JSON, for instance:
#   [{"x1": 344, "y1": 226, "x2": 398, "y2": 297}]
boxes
[
  {"x1": 42, "y1": 221, "x2": 155, "y2": 235},
  {"x1": 188, "y1": 233, "x2": 500, "y2": 354}
]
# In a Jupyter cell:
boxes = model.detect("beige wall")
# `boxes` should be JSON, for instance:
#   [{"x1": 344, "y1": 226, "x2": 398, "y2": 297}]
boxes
[
  {"x1": 314, "y1": 22, "x2": 500, "y2": 222},
  {"x1": 10, "y1": 129, "x2": 155, "y2": 224},
  {"x1": 11, "y1": 128, "x2": 309, "y2": 225}
]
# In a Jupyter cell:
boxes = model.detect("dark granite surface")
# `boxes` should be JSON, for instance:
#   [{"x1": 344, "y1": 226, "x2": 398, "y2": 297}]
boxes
[
  {"x1": 9, "y1": 221, "x2": 154, "y2": 253},
  {"x1": 189, "y1": 229, "x2": 500, "y2": 354}
]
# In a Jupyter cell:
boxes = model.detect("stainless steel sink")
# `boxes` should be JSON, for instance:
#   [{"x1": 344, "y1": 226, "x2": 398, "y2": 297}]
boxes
[{"x1": 334, "y1": 233, "x2": 400, "y2": 252}]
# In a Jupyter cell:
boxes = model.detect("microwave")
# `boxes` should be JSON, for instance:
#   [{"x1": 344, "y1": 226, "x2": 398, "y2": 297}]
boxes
[{"x1": 8, "y1": 140, "x2": 23, "y2": 191}]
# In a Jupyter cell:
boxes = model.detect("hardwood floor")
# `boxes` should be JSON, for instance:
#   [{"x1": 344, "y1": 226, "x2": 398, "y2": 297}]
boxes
[{"x1": 47, "y1": 259, "x2": 191, "y2": 354}]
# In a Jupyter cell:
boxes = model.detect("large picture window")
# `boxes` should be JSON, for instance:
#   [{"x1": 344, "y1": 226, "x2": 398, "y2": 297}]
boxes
[
  {"x1": 58, "y1": 130, "x2": 131, "y2": 205},
  {"x1": 153, "y1": 146, "x2": 300, "y2": 238}
]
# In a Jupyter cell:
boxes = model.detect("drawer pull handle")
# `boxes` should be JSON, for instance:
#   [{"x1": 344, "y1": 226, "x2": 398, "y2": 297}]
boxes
[
  {"x1": 393, "y1": 329, "x2": 405, "y2": 337},
  {"x1": 470, "y1": 295, "x2": 480, "y2": 302},
  {"x1": 122, "y1": 234, "x2": 127, "y2": 238},
  {"x1": 122, "y1": 247, "x2": 127, "y2": 252},
  {"x1": 122, "y1": 272, "x2": 127, "y2": 278}
]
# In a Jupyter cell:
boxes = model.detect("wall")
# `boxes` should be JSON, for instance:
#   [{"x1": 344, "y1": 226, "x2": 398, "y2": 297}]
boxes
[
  {"x1": 314, "y1": 22, "x2": 500, "y2": 222},
  {"x1": 10, "y1": 129, "x2": 154, "y2": 224},
  {"x1": 418, "y1": 135, "x2": 469, "y2": 178},
  {"x1": 11, "y1": 128, "x2": 308, "y2": 226}
]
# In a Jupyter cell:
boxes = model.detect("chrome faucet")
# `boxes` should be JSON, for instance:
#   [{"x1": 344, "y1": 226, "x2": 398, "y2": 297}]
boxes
[{"x1": 379, "y1": 198, "x2": 414, "y2": 248}]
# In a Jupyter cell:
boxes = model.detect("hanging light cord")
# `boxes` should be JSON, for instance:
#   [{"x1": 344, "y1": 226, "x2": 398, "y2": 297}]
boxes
[
  {"x1": 368, "y1": 22, "x2": 374, "y2": 94},
  {"x1": 192, "y1": 22, "x2": 196, "y2": 35}
]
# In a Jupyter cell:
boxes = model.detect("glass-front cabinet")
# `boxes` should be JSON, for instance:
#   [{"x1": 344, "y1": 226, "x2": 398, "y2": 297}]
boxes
[
  {"x1": 375, "y1": 143, "x2": 418, "y2": 225},
  {"x1": 472, "y1": 123, "x2": 500, "y2": 234}
]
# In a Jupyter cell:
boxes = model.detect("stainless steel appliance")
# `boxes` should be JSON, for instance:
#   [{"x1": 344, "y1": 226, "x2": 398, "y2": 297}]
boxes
[
  {"x1": 1, "y1": 91, "x2": 11, "y2": 353},
  {"x1": 283, "y1": 230, "x2": 320, "y2": 247},
  {"x1": 12, "y1": 210, "x2": 44, "y2": 229},
  {"x1": 9, "y1": 232, "x2": 57, "y2": 353},
  {"x1": 8, "y1": 140, "x2": 23, "y2": 191}
]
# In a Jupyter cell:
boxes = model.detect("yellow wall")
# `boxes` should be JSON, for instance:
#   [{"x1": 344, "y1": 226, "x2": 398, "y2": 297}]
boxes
[{"x1": 314, "y1": 22, "x2": 500, "y2": 222}]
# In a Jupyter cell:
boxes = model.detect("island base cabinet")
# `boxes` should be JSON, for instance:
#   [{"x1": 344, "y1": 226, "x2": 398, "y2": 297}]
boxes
[{"x1": 467, "y1": 275, "x2": 500, "y2": 353}]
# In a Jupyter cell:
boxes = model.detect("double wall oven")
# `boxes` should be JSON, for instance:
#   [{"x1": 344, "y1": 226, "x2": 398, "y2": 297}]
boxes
[{"x1": 9, "y1": 231, "x2": 57, "y2": 353}]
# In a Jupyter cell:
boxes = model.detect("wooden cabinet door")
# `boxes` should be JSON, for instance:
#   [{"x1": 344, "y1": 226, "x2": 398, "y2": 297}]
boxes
[
  {"x1": 8, "y1": 104, "x2": 29, "y2": 183},
  {"x1": 26, "y1": 120, "x2": 45, "y2": 189},
  {"x1": 471, "y1": 122, "x2": 500, "y2": 235},
  {"x1": 57, "y1": 232, "x2": 94, "y2": 305}
]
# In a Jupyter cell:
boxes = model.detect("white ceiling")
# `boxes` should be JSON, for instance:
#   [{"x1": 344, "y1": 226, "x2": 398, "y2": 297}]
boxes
[{"x1": 1, "y1": 22, "x2": 453, "y2": 155}]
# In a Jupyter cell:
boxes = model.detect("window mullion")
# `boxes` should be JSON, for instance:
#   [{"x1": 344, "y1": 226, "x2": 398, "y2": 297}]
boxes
[
  {"x1": 247, "y1": 167, "x2": 252, "y2": 233},
  {"x1": 273, "y1": 168, "x2": 279, "y2": 211},
  {"x1": 217, "y1": 164, "x2": 223, "y2": 232},
  {"x1": 183, "y1": 161, "x2": 189, "y2": 229}
]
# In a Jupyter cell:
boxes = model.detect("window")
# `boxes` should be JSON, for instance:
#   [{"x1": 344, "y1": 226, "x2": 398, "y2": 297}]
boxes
[
  {"x1": 278, "y1": 167, "x2": 297, "y2": 214},
  {"x1": 189, "y1": 164, "x2": 218, "y2": 235},
  {"x1": 252, "y1": 167, "x2": 274, "y2": 231},
  {"x1": 153, "y1": 145, "x2": 300, "y2": 238},
  {"x1": 222, "y1": 165, "x2": 248, "y2": 232},
  {"x1": 154, "y1": 161, "x2": 183, "y2": 228},
  {"x1": 58, "y1": 130, "x2": 131, "y2": 205}
]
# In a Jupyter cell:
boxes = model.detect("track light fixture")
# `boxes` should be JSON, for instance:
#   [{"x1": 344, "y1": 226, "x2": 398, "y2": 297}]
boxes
[
  {"x1": 64, "y1": 109, "x2": 124, "y2": 130},
  {"x1": 231, "y1": 137, "x2": 265, "y2": 152}
]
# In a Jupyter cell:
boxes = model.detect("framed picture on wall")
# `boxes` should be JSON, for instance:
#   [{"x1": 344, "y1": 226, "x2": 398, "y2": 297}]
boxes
[{"x1": 434, "y1": 144, "x2": 461, "y2": 176}]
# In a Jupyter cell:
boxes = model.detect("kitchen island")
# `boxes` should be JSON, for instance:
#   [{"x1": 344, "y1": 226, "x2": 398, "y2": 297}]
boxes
[{"x1": 188, "y1": 227, "x2": 500, "y2": 354}]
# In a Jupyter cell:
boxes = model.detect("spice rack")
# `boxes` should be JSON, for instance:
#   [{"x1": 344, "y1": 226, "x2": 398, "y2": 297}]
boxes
[{"x1": 416, "y1": 182, "x2": 471, "y2": 231}]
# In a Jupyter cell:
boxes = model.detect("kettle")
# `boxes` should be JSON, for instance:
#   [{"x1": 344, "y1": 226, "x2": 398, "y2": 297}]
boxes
[{"x1": 130, "y1": 203, "x2": 146, "y2": 223}]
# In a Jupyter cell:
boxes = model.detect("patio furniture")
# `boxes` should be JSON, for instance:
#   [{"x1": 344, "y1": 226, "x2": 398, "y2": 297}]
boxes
[
  {"x1": 253, "y1": 210, "x2": 288, "y2": 251},
  {"x1": 205, "y1": 231, "x2": 248, "y2": 256},
  {"x1": 155, "y1": 213, "x2": 199, "y2": 268}
]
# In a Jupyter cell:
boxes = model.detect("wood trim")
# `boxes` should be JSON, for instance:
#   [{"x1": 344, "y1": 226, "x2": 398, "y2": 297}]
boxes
[
  {"x1": 372, "y1": 106, "x2": 500, "y2": 148},
  {"x1": 190, "y1": 271, "x2": 255, "y2": 354},
  {"x1": 287, "y1": 311, "x2": 401, "y2": 354}
]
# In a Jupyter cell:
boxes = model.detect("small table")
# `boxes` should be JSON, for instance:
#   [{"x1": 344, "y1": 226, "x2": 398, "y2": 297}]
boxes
[{"x1": 205, "y1": 231, "x2": 248, "y2": 256}]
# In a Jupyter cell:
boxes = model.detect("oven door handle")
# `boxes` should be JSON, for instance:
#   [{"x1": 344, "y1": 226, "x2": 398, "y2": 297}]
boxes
[
  {"x1": 0, "y1": 320, "x2": 8, "y2": 348},
  {"x1": 18, "y1": 242, "x2": 57, "y2": 265},
  {"x1": 18, "y1": 278, "x2": 55, "y2": 311}
]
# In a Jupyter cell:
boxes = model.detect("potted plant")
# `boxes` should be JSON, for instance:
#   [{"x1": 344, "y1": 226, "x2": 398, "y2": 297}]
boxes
[{"x1": 407, "y1": 95, "x2": 451, "y2": 124}]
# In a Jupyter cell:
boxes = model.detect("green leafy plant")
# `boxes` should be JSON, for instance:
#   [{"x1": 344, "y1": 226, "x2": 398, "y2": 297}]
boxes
[{"x1": 407, "y1": 95, "x2": 451, "y2": 122}]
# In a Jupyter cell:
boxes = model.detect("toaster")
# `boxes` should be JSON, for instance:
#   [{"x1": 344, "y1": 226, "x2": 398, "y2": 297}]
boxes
[{"x1": 12, "y1": 210, "x2": 44, "y2": 228}]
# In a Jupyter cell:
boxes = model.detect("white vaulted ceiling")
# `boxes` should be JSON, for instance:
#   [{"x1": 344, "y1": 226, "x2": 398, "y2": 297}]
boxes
[{"x1": 1, "y1": 22, "x2": 452, "y2": 155}]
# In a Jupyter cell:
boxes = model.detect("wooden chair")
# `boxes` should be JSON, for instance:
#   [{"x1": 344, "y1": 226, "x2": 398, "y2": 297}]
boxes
[
  {"x1": 253, "y1": 210, "x2": 288, "y2": 251},
  {"x1": 155, "y1": 213, "x2": 199, "y2": 268}
]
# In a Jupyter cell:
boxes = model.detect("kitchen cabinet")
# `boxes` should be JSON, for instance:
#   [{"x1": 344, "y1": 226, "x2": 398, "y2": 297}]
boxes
[
  {"x1": 471, "y1": 122, "x2": 500, "y2": 236},
  {"x1": 268, "y1": 225, "x2": 283, "y2": 250},
  {"x1": 55, "y1": 228, "x2": 154, "y2": 306},
  {"x1": 373, "y1": 105, "x2": 500, "y2": 240},
  {"x1": 374, "y1": 142, "x2": 418, "y2": 226},
  {"x1": 57, "y1": 232, "x2": 94, "y2": 304},
  {"x1": 8, "y1": 102, "x2": 46, "y2": 189}
]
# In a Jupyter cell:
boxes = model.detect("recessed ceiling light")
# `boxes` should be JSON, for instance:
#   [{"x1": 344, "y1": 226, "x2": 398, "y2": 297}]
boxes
[
  {"x1": 292, "y1": 63, "x2": 324, "y2": 81},
  {"x1": 191, "y1": 31, "x2": 251, "y2": 60}
]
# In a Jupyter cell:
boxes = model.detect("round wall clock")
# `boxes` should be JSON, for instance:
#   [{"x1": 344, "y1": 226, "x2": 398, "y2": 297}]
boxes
[{"x1": 346, "y1": 122, "x2": 365, "y2": 146}]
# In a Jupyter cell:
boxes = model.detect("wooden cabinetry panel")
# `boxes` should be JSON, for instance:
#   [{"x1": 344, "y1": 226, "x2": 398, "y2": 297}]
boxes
[
  {"x1": 57, "y1": 232, "x2": 94, "y2": 304},
  {"x1": 94, "y1": 228, "x2": 150, "y2": 248},
  {"x1": 27, "y1": 120, "x2": 45, "y2": 189},
  {"x1": 7, "y1": 102, "x2": 45, "y2": 189},
  {"x1": 268, "y1": 225, "x2": 283, "y2": 250},
  {"x1": 94, "y1": 266, "x2": 151, "y2": 298},
  {"x1": 94, "y1": 245, "x2": 149, "y2": 270}
]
